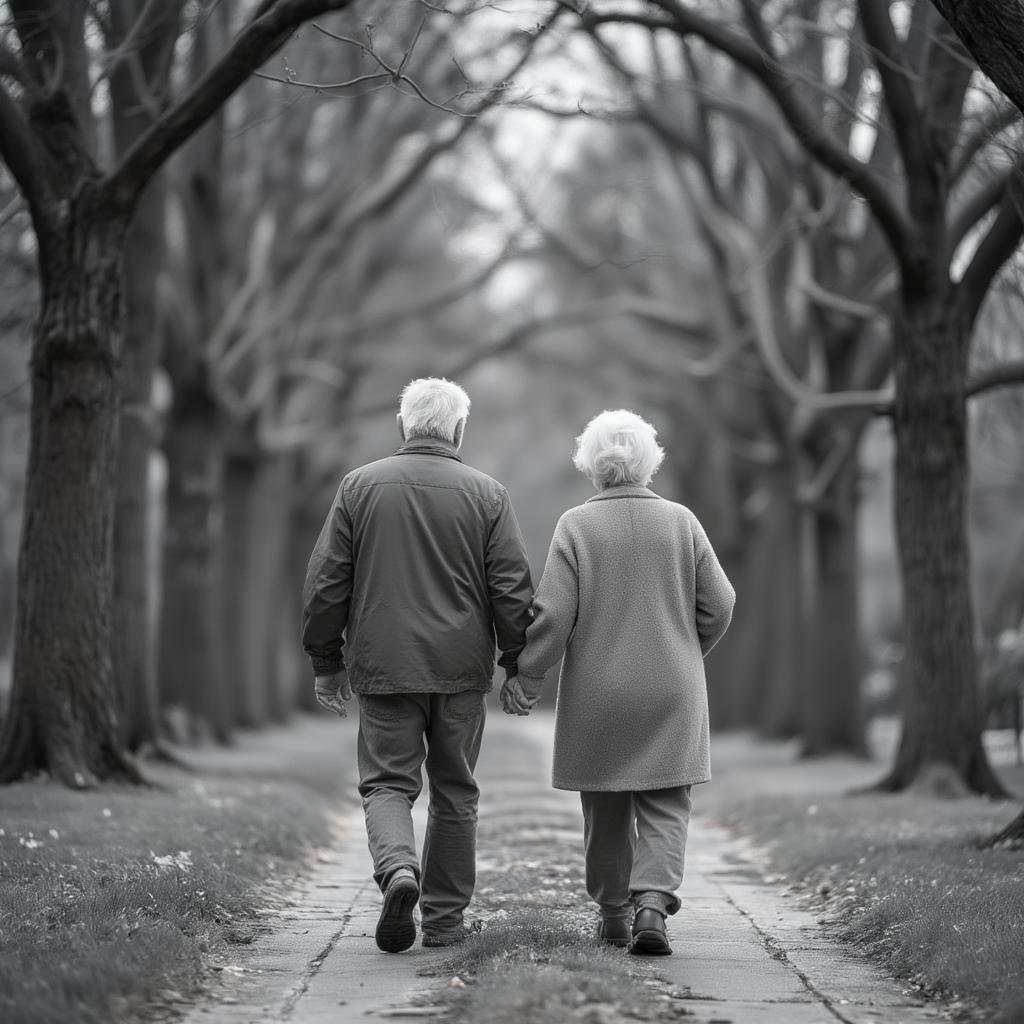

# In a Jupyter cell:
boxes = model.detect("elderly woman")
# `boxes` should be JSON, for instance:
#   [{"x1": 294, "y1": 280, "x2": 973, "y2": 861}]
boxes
[{"x1": 501, "y1": 409, "x2": 735, "y2": 956}]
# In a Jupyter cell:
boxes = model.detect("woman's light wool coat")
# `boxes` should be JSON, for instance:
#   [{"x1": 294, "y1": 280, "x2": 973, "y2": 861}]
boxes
[{"x1": 518, "y1": 485, "x2": 735, "y2": 792}]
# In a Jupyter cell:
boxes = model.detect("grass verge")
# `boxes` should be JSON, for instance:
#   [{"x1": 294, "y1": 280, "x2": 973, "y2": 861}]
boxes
[
  {"x1": 0, "y1": 717, "x2": 354, "y2": 1024},
  {"x1": 713, "y1": 763, "x2": 1024, "y2": 1023}
]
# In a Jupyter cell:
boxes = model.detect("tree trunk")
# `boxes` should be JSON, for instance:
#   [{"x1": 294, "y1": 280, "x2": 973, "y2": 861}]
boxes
[
  {"x1": 107, "y1": 0, "x2": 183, "y2": 753},
  {"x1": 256, "y1": 454, "x2": 296, "y2": 723},
  {"x1": 222, "y1": 450, "x2": 267, "y2": 729},
  {"x1": 720, "y1": 465, "x2": 802, "y2": 737},
  {"x1": 222, "y1": 447, "x2": 294, "y2": 727},
  {"x1": 113, "y1": 179, "x2": 166, "y2": 751},
  {"x1": 758, "y1": 478, "x2": 803, "y2": 738},
  {"x1": 158, "y1": 388, "x2": 231, "y2": 743},
  {"x1": 878, "y1": 294, "x2": 1005, "y2": 795},
  {"x1": 801, "y1": 453, "x2": 868, "y2": 756},
  {"x1": 0, "y1": 194, "x2": 141, "y2": 786},
  {"x1": 291, "y1": 501, "x2": 326, "y2": 715}
]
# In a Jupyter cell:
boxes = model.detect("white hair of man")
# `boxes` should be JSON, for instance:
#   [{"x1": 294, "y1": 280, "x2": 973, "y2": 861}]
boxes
[
  {"x1": 398, "y1": 377, "x2": 471, "y2": 445},
  {"x1": 573, "y1": 409, "x2": 665, "y2": 489}
]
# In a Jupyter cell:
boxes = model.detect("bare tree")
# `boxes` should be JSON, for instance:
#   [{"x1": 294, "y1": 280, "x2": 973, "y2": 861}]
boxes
[
  {"x1": 559, "y1": 0, "x2": 1024, "y2": 793},
  {"x1": 152, "y1": 5, "x2": 554, "y2": 737},
  {"x1": 0, "y1": 0, "x2": 363, "y2": 787},
  {"x1": 105, "y1": 0, "x2": 187, "y2": 754}
]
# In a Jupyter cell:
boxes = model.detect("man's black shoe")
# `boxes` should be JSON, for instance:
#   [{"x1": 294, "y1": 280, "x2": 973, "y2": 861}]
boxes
[
  {"x1": 375, "y1": 870, "x2": 419, "y2": 953},
  {"x1": 629, "y1": 907, "x2": 672, "y2": 956}
]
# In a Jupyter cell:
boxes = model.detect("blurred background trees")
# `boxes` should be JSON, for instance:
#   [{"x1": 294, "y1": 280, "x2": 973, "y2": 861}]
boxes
[{"x1": 0, "y1": 0, "x2": 1022, "y2": 799}]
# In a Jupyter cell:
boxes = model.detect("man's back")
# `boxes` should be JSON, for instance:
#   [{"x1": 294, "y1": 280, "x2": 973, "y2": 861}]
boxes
[
  {"x1": 302, "y1": 436, "x2": 532, "y2": 694},
  {"x1": 301, "y1": 378, "x2": 534, "y2": 952}
]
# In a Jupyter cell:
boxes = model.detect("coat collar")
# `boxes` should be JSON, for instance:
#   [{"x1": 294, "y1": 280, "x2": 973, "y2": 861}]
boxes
[
  {"x1": 394, "y1": 437, "x2": 463, "y2": 462},
  {"x1": 585, "y1": 484, "x2": 662, "y2": 503}
]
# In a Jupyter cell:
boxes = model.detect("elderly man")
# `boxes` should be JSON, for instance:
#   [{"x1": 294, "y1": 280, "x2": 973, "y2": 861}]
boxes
[{"x1": 302, "y1": 377, "x2": 533, "y2": 953}]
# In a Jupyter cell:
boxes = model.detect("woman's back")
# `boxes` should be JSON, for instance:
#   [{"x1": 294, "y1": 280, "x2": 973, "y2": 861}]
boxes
[{"x1": 519, "y1": 483, "x2": 734, "y2": 792}]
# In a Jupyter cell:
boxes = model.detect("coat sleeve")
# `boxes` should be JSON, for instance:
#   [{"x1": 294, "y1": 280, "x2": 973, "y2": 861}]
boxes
[
  {"x1": 301, "y1": 483, "x2": 353, "y2": 676},
  {"x1": 485, "y1": 490, "x2": 534, "y2": 680},
  {"x1": 692, "y1": 517, "x2": 736, "y2": 657},
  {"x1": 516, "y1": 516, "x2": 579, "y2": 698}
]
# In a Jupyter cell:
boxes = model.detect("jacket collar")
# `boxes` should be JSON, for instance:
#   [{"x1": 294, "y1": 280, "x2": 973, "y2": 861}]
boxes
[
  {"x1": 394, "y1": 436, "x2": 463, "y2": 462},
  {"x1": 586, "y1": 484, "x2": 662, "y2": 502}
]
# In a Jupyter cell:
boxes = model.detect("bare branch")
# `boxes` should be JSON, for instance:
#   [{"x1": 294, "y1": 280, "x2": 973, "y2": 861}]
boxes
[
  {"x1": 91, "y1": 0, "x2": 176, "y2": 94},
  {"x1": 0, "y1": 82, "x2": 57, "y2": 233},
  {"x1": 800, "y1": 275, "x2": 880, "y2": 321},
  {"x1": 952, "y1": 101, "x2": 1021, "y2": 183},
  {"x1": 724, "y1": 212, "x2": 894, "y2": 412},
  {"x1": 351, "y1": 294, "x2": 732, "y2": 421},
  {"x1": 857, "y1": 0, "x2": 928, "y2": 180},
  {"x1": 966, "y1": 358, "x2": 1024, "y2": 398},
  {"x1": 300, "y1": 239, "x2": 533, "y2": 349},
  {"x1": 280, "y1": 358, "x2": 351, "y2": 391},
  {"x1": 920, "y1": 15, "x2": 974, "y2": 158},
  {"x1": 107, "y1": 0, "x2": 359, "y2": 213},
  {"x1": 0, "y1": 43, "x2": 30, "y2": 87},
  {"x1": 578, "y1": 0, "x2": 919, "y2": 278},
  {"x1": 207, "y1": 210, "x2": 278, "y2": 365},
  {"x1": 958, "y1": 163, "x2": 1024, "y2": 332},
  {"x1": 252, "y1": 68, "x2": 392, "y2": 91},
  {"x1": 308, "y1": 19, "x2": 476, "y2": 116},
  {"x1": 950, "y1": 169, "x2": 1010, "y2": 252},
  {"x1": 797, "y1": 430, "x2": 859, "y2": 505}
]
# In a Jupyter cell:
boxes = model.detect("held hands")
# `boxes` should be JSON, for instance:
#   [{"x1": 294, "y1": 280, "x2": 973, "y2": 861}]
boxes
[
  {"x1": 314, "y1": 670, "x2": 353, "y2": 717},
  {"x1": 500, "y1": 675, "x2": 539, "y2": 717}
]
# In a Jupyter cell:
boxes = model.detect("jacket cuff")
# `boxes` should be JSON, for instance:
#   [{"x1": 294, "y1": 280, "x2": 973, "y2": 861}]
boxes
[
  {"x1": 503, "y1": 663, "x2": 519, "y2": 682},
  {"x1": 311, "y1": 655, "x2": 345, "y2": 676}
]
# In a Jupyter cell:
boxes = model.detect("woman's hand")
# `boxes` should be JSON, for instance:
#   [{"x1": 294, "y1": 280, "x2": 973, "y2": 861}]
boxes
[{"x1": 500, "y1": 676, "x2": 539, "y2": 716}]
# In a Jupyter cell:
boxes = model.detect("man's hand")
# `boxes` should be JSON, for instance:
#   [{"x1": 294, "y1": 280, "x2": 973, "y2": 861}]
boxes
[
  {"x1": 500, "y1": 676, "x2": 539, "y2": 717},
  {"x1": 315, "y1": 671, "x2": 353, "y2": 717}
]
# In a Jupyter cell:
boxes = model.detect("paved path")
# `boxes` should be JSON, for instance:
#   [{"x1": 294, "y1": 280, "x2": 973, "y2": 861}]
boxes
[{"x1": 183, "y1": 713, "x2": 947, "y2": 1024}]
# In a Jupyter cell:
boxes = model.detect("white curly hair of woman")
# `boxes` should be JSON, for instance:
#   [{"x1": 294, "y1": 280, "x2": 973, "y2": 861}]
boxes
[{"x1": 573, "y1": 409, "x2": 665, "y2": 489}]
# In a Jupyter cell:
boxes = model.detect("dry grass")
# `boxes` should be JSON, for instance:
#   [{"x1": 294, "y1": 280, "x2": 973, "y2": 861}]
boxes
[
  {"x1": 0, "y1": 717, "x2": 353, "y2": 1024},
  {"x1": 713, "y1": 763, "x2": 1024, "y2": 1024}
]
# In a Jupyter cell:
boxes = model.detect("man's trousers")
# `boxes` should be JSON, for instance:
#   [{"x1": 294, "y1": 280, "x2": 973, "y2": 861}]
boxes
[{"x1": 356, "y1": 690, "x2": 486, "y2": 933}]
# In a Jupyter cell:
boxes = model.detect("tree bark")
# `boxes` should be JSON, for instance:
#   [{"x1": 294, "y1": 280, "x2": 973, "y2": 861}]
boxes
[
  {"x1": 221, "y1": 447, "x2": 295, "y2": 727},
  {"x1": 758, "y1": 478, "x2": 803, "y2": 739},
  {"x1": 107, "y1": 0, "x2": 184, "y2": 753},
  {"x1": 0, "y1": 0, "x2": 362, "y2": 787},
  {"x1": 878, "y1": 294, "x2": 1006, "y2": 795},
  {"x1": 289, "y1": 501, "x2": 324, "y2": 715},
  {"x1": 113, "y1": 178, "x2": 167, "y2": 751},
  {"x1": 801, "y1": 453, "x2": 868, "y2": 756},
  {"x1": 0, "y1": 192, "x2": 142, "y2": 786},
  {"x1": 930, "y1": 1, "x2": 1024, "y2": 118},
  {"x1": 222, "y1": 449, "x2": 268, "y2": 729},
  {"x1": 720, "y1": 465, "x2": 802, "y2": 738},
  {"x1": 158, "y1": 386, "x2": 231, "y2": 742}
]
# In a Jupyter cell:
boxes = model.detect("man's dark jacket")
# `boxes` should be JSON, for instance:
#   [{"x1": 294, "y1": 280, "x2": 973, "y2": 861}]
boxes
[{"x1": 301, "y1": 437, "x2": 533, "y2": 694}]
